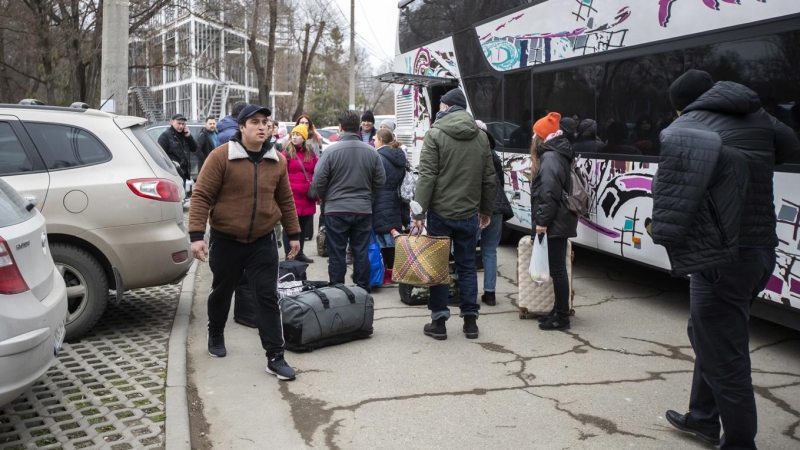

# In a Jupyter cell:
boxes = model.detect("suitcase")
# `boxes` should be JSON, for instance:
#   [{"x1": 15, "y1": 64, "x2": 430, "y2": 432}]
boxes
[
  {"x1": 233, "y1": 261, "x2": 310, "y2": 328},
  {"x1": 516, "y1": 236, "x2": 575, "y2": 319},
  {"x1": 399, "y1": 262, "x2": 459, "y2": 306},
  {"x1": 281, "y1": 284, "x2": 374, "y2": 352}
]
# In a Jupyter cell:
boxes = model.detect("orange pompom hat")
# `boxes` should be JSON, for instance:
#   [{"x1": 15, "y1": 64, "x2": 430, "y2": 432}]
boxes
[{"x1": 533, "y1": 112, "x2": 562, "y2": 139}]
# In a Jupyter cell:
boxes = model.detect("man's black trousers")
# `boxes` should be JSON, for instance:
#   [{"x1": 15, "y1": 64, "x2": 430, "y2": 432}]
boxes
[
  {"x1": 687, "y1": 247, "x2": 775, "y2": 449},
  {"x1": 207, "y1": 230, "x2": 284, "y2": 357}
]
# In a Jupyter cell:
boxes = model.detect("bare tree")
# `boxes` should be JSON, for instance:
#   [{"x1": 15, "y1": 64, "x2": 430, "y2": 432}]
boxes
[
  {"x1": 291, "y1": 20, "x2": 325, "y2": 120},
  {"x1": 248, "y1": 0, "x2": 279, "y2": 106}
]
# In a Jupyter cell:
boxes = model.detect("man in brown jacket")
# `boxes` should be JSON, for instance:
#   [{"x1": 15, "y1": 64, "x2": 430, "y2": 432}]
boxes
[{"x1": 189, "y1": 105, "x2": 302, "y2": 381}]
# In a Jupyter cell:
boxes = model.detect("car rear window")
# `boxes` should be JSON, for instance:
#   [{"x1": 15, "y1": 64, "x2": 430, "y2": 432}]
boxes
[
  {"x1": 131, "y1": 125, "x2": 179, "y2": 175},
  {"x1": 0, "y1": 178, "x2": 35, "y2": 227},
  {"x1": 24, "y1": 123, "x2": 112, "y2": 170}
]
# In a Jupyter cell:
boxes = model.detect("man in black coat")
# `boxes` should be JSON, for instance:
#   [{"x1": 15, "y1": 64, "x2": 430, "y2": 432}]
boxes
[
  {"x1": 194, "y1": 116, "x2": 218, "y2": 177},
  {"x1": 158, "y1": 113, "x2": 197, "y2": 184},
  {"x1": 652, "y1": 70, "x2": 800, "y2": 449}
]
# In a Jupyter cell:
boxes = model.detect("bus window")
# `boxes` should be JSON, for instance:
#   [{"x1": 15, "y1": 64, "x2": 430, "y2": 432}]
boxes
[
  {"x1": 504, "y1": 70, "x2": 532, "y2": 151},
  {"x1": 596, "y1": 51, "x2": 685, "y2": 157},
  {"x1": 399, "y1": 0, "x2": 536, "y2": 53},
  {"x1": 533, "y1": 66, "x2": 599, "y2": 153},
  {"x1": 462, "y1": 76, "x2": 502, "y2": 132},
  {"x1": 686, "y1": 30, "x2": 800, "y2": 132}
]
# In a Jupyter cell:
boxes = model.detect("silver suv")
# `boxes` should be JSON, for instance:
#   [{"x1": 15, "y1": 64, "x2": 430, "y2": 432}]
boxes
[{"x1": 0, "y1": 105, "x2": 193, "y2": 339}]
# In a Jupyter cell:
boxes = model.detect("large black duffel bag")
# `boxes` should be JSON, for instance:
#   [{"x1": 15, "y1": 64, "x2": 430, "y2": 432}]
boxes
[
  {"x1": 281, "y1": 284, "x2": 374, "y2": 352},
  {"x1": 234, "y1": 261, "x2": 311, "y2": 328}
]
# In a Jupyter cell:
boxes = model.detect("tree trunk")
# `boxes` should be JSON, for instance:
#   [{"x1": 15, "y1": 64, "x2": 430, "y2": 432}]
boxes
[
  {"x1": 292, "y1": 21, "x2": 325, "y2": 120},
  {"x1": 0, "y1": 29, "x2": 9, "y2": 103},
  {"x1": 263, "y1": 0, "x2": 278, "y2": 107},
  {"x1": 85, "y1": 0, "x2": 103, "y2": 106}
]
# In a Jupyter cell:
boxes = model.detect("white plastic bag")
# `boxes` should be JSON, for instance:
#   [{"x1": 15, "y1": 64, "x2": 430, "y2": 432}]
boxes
[{"x1": 529, "y1": 233, "x2": 550, "y2": 284}]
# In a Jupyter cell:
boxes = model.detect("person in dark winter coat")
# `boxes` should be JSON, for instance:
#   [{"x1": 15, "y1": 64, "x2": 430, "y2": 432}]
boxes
[
  {"x1": 217, "y1": 101, "x2": 249, "y2": 145},
  {"x1": 158, "y1": 113, "x2": 197, "y2": 184},
  {"x1": 529, "y1": 112, "x2": 578, "y2": 331},
  {"x1": 195, "y1": 116, "x2": 218, "y2": 177},
  {"x1": 572, "y1": 119, "x2": 605, "y2": 154},
  {"x1": 654, "y1": 70, "x2": 800, "y2": 450},
  {"x1": 372, "y1": 128, "x2": 409, "y2": 284},
  {"x1": 474, "y1": 120, "x2": 507, "y2": 307}
]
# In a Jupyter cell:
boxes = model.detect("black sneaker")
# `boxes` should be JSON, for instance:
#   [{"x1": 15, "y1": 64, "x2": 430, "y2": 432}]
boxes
[
  {"x1": 295, "y1": 254, "x2": 314, "y2": 264},
  {"x1": 481, "y1": 292, "x2": 496, "y2": 306},
  {"x1": 423, "y1": 318, "x2": 447, "y2": 340},
  {"x1": 207, "y1": 332, "x2": 227, "y2": 357},
  {"x1": 539, "y1": 315, "x2": 570, "y2": 330},
  {"x1": 266, "y1": 354, "x2": 297, "y2": 381},
  {"x1": 463, "y1": 316, "x2": 479, "y2": 339},
  {"x1": 665, "y1": 410, "x2": 720, "y2": 446}
]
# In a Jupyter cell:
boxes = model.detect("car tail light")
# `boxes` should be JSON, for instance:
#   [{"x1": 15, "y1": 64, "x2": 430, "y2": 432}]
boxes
[
  {"x1": 0, "y1": 237, "x2": 30, "y2": 295},
  {"x1": 127, "y1": 179, "x2": 182, "y2": 202},
  {"x1": 172, "y1": 250, "x2": 189, "y2": 263}
]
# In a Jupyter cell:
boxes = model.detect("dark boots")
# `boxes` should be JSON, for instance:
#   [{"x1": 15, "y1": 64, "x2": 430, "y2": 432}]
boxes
[
  {"x1": 463, "y1": 316, "x2": 479, "y2": 339},
  {"x1": 423, "y1": 318, "x2": 447, "y2": 340},
  {"x1": 481, "y1": 292, "x2": 496, "y2": 306}
]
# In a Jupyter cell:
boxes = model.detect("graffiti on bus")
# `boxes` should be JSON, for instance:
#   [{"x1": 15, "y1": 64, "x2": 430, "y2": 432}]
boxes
[{"x1": 476, "y1": 0, "x2": 791, "y2": 72}]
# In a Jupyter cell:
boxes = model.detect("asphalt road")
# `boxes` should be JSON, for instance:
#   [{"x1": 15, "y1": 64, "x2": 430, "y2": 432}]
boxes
[{"x1": 186, "y1": 233, "x2": 800, "y2": 450}]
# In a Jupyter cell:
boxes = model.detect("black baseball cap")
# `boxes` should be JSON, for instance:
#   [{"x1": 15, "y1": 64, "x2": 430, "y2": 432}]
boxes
[
  {"x1": 237, "y1": 105, "x2": 272, "y2": 124},
  {"x1": 171, "y1": 113, "x2": 187, "y2": 121}
]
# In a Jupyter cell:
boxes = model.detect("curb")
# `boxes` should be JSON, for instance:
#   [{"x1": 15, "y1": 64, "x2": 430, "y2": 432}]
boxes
[{"x1": 165, "y1": 260, "x2": 199, "y2": 450}]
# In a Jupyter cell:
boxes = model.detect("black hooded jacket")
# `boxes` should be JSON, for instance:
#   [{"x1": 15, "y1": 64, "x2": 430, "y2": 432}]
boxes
[
  {"x1": 530, "y1": 134, "x2": 578, "y2": 239},
  {"x1": 684, "y1": 82, "x2": 798, "y2": 248},
  {"x1": 372, "y1": 145, "x2": 409, "y2": 234}
]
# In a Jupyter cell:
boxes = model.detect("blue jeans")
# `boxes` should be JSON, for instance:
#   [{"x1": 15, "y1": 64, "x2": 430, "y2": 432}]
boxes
[
  {"x1": 324, "y1": 214, "x2": 372, "y2": 292},
  {"x1": 427, "y1": 211, "x2": 479, "y2": 319},
  {"x1": 477, "y1": 214, "x2": 503, "y2": 292}
]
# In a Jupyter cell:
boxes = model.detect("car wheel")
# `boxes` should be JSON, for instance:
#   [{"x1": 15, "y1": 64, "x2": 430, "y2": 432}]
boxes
[{"x1": 51, "y1": 243, "x2": 109, "y2": 341}]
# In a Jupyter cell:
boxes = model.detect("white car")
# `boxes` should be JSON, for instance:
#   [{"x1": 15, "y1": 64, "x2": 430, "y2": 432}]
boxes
[{"x1": 0, "y1": 178, "x2": 68, "y2": 407}]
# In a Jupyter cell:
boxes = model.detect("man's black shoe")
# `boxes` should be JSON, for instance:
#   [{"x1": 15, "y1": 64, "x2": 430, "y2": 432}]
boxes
[
  {"x1": 423, "y1": 318, "x2": 447, "y2": 340},
  {"x1": 295, "y1": 254, "x2": 314, "y2": 264},
  {"x1": 481, "y1": 292, "x2": 496, "y2": 306},
  {"x1": 539, "y1": 315, "x2": 570, "y2": 330},
  {"x1": 207, "y1": 332, "x2": 227, "y2": 357},
  {"x1": 665, "y1": 410, "x2": 720, "y2": 446},
  {"x1": 463, "y1": 315, "x2": 479, "y2": 339},
  {"x1": 266, "y1": 354, "x2": 297, "y2": 381}
]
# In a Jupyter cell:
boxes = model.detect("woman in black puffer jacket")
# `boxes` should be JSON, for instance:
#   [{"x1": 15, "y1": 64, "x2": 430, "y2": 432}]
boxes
[
  {"x1": 529, "y1": 112, "x2": 578, "y2": 330},
  {"x1": 372, "y1": 128, "x2": 410, "y2": 284}
]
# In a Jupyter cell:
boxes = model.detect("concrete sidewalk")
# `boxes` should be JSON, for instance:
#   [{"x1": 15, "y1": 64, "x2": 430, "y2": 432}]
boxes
[{"x1": 186, "y1": 240, "x2": 800, "y2": 449}]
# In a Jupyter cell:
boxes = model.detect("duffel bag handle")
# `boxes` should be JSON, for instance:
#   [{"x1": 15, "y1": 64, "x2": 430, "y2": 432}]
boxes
[
  {"x1": 333, "y1": 284, "x2": 356, "y2": 304},
  {"x1": 308, "y1": 287, "x2": 330, "y2": 309}
]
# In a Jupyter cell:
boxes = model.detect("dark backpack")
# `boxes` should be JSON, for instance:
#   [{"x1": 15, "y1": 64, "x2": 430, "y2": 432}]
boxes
[{"x1": 563, "y1": 162, "x2": 590, "y2": 218}]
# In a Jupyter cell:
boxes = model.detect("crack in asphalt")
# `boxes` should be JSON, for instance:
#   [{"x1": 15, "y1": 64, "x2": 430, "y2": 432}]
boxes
[
  {"x1": 276, "y1": 368, "x2": 692, "y2": 447},
  {"x1": 524, "y1": 391, "x2": 656, "y2": 441},
  {"x1": 622, "y1": 337, "x2": 695, "y2": 363},
  {"x1": 496, "y1": 269, "x2": 517, "y2": 287},
  {"x1": 575, "y1": 291, "x2": 666, "y2": 309},
  {"x1": 750, "y1": 338, "x2": 800, "y2": 354},
  {"x1": 753, "y1": 384, "x2": 800, "y2": 442},
  {"x1": 323, "y1": 419, "x2": 345, "y2": 450},
  {"x1": 373, "y1": 310, "x2": 519, "y2": 322}
]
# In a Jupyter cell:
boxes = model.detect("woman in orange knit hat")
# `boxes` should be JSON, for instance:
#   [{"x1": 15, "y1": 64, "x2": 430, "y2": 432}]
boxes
[{"x1": 529, "y1": 112, "x2": 578, "y2": 330}]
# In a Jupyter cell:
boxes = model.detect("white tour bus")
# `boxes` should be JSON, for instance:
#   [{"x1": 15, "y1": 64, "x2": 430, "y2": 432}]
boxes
[{"x1": 380, "y1": 0, "x2": 800, "y2": 329}]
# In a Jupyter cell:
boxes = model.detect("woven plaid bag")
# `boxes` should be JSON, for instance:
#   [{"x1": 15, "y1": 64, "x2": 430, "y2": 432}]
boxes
[{"x1": 392, "y1": 226, "x2": 451, "y2": 286}]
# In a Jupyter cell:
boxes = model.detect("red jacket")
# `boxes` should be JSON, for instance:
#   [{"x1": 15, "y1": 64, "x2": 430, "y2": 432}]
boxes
[{"x1": 283, "y1": 145, "x2": 318, "y2": 216}]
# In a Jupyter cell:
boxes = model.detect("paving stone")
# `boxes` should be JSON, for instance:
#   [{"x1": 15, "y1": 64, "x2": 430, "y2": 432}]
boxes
[{"x1": 0, "y1": 285, "x2": 180, "y2": 450}]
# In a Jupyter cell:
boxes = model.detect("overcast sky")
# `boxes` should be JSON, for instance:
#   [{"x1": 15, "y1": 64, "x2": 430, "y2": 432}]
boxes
[{"x1": 332, "y1": 0, "x2": 399, "y2": 69}]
